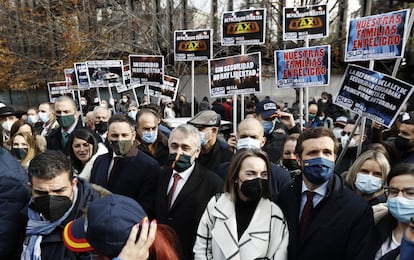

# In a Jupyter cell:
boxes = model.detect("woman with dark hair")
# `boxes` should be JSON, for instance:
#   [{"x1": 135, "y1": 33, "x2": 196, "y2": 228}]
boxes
[
  {"x1": 374, "y1": 163, "x2": 414, "y2": 259},
  {"x1": 194, "y1": 149, "x2": 288, "y2": 259},
  {"x1": 68, "y1": 128, "x2": 108, "y2": 181},
  {"x1": 9, "y1": 119, "x2": 46, "y2": 152}
]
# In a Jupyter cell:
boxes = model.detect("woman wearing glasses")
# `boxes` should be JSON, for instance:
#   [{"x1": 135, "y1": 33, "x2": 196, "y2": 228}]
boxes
[
  {"x1": 375, "y1": 163, "x2": 414, "y2": 259},
  {"x1": 68, "y1": 128, "x2": 108, "y2": 181}
]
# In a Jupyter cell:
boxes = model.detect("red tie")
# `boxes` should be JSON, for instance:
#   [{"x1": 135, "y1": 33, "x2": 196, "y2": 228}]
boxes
[
  {"x1": 108, "y1": 157, "x2": 121, "y2": 182},
  {"x1": 299, "y1": 191, "x2": 316, "y2": 241},
  {"x1": 167, "y1": 173, "x2": 181, "y2": 208}
]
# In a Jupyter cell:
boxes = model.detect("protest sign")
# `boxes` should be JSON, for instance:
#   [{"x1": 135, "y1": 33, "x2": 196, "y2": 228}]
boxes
[
  {"x1": 283, "y1": 4, "x2": 328, "y2": 40},
  {"x1": 174, "y1": 29, "x2": 213, "y2": 61},
  {"x1": 145, "y1": 75, "x2": 179, "y2": 100},
  {"x1": 221, "y1": 8, "x2": 266, "y2": 46},
  {"x1": 115, "y1": 65, "x2": 130, "y2": 93},
  {"x1": 64, "y1": 68, "x2": 78, "y2": 89},
  {"x1": 334, "y1": 64, "x2": 414, "y2": 128},
  {"x1": 74, "y1": 62, "x2": 90, "y2": 90},
  {"x1": 275, "y1": 45, "x2": 330, "y2": 88},
  {"x1": 86, "y1": 60, "x2": 124, "y2": 88},
  {"x1": 129, "y1": 55, "x2": 164, "y2": 87},
  {"x1": 345, "y1": 9, "x2": 409, "y2": 61},
  {"x1": 209, "y1": 52, "x2": 261, "y2": 97},
  {"x1": 48, "y1": 81, "x2": 72, "y2": 103}
]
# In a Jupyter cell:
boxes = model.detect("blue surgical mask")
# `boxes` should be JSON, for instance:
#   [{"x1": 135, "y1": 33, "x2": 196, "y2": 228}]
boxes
[
  {"x1": 199, "y1": 131, "x2": 207, "y2": 147},
  {"x1": 236, "y1": 137, "x2": 261, "y2": 150},
  {"x1": 38, "y1": 112, "x2": 50, "y2": 123},
  {"x1": 262, "y1": 120, "x2": 275, "y2": 135},
  {"x1": 400, "y1": 232, "x2": 414, "y2": 260},
  {"x1": 387, "y1": 197, "x2": 414, "y2": 223},
  {"x1": 302, "y1": 157, "x2": 334, "y2": 185},
  {"x1": 354, "y1": 173, "x2": 382, "y2": 194},
  {"x1": 142, "y1": 131, "x2": 157, "y2": 144},
  {"x1": 27, "y1": 115, "x2": 38, "y2": 124},
  {"x1": 128, "y1": 111, "x2": 137, "y2": 121}
]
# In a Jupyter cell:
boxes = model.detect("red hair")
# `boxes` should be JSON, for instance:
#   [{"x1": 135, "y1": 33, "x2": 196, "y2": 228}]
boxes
[{"x1": 149, "y1": 224, "x2": 179, "y2": 260}]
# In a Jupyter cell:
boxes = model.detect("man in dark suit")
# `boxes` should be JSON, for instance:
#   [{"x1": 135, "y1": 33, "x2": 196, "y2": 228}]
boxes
[
  {"x1": 46, "y1": 96, "x2": 84, "y2": 154},
  {"x1": 90, "y1": 114, "x2": 160, "y2": 217},
  {"x1": 277, "y1": 127, "x2": 375, "y2": 260},
  {"x1": 154, "y1": 124, "x2": 223, "y2": 260}
]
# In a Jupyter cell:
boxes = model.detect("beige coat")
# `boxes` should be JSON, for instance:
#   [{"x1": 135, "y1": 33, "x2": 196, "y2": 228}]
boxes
[{"x1": 194, "y1": 193, "x2": 289, "y2": 260}]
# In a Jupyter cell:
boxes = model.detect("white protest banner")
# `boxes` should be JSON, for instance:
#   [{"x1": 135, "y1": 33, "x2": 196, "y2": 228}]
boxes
[{"x1": 86, "y1": 60, "x2": 124, "y2": 88}]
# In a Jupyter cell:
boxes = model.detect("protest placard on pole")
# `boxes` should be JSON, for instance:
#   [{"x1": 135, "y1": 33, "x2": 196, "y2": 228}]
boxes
[
  {"x1": 86, "y1": 60, "x2": 124, "y2": 88},
  {"x1": 275, "y1": 45, "x2": 330, "y2": 88},
  {"x1": 47, "y1": 81, "x2": 72, "y2": 103},
  {"x1": 334, "y1": 64, "x2": 414, "y2": 128},
  {"x1": 283, "y1": 4, "x2": 328, "y2": 41},
  {"x1": 129, "y1": 55, "x2": 164, "y2": 87},
  {"x1": 221, "y1": 8, "x2": 266, "y2": 46},
  {"x1": 64, "y1": 68, "x2": 78, "y2": 90},
  {"x1": 145, "y1": 75, "x2": 179, "y2": 101},
  {"x1": 174, "y1": 29, "x2": 213, "y2": 61},
  {"x1": 345, "y1": 9, "x2": 410, "y2": 61},
  {"x1": 74, "y1": 62, "x2": 90, "y2": 90},
  {"x1": 209, "y1": 52, "x2": 261, "y2": 97}
]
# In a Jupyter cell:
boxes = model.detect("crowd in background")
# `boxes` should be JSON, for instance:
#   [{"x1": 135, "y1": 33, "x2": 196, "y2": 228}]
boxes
[{"x1": 0, "y1": 90, "x2": 414, "y2": 260}]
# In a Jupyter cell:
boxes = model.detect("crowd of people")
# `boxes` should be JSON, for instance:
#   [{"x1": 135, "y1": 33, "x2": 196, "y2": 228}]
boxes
[{"x1": 0, "y1": 90, "x2": 414, "y2": 260}]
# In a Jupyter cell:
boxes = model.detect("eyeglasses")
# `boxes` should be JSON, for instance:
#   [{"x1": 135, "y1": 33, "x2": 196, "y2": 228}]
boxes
[
  {"x1": 384, "y1": 186, "x2": 414, "y2": 199},
  {"x1": 341, "y1": 131, "x2": 360, "y2": 137}
]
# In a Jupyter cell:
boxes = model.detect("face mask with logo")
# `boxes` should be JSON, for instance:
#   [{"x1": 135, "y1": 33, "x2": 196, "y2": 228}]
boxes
[
  {"x1": 168, "y1": 153, "x2": 193, "y2": 172},
  {"x1": 354, "y1": 173, "x2": 382, "y2": 194},
  {"x1": 386, "y1": 196, "x2": 414, "y2": 223},
  {"x1": 142, "y1": 131, "x2": 157, "y2": 144},
  {"x1": 283, "y1": 158, "x2": 300, "y2": 171},
  {"x1": 56, "y1": 114, "x2": 75, "y2": 128},
  {"x1": 32, "y1": 195, "x2": 73, "y2": 222},
  {"x1": 38, "y1": 112, "x2": 50, "y2": 123},
  {"x1": 236, "y1": 137, "x2": 261, "y2": 150},
  {"x1": 27, "y1": 115, "x2": 38, "y2": 125},
  {"x1": 95, "y1": 122, "x2": 108, "y2": 135},
  {"x1": 340, "y1": 135, "x2": 357, "y2": 148},
  {"x1": 395, "y1": 136, "x2": 413, "y2": 152},
  {"x1": 240, "y1": 178, "x2": 270, "y2": 201},
  {"x1": 128, "y1": 111, "x2": 137, "y2": 121},
  {"x1": 1, "y1": 120, "x2": 13, "y2": 132},
  {"x1": 302, "y1": 157, "x2": 334, "y2": 185},
  {"x1": 110, "y1": 140, "x2": 133, "y2": 156},
  {"x1": 12, "y1": 147, "x2": 27, "y2": 160},
  {"x1": 262, "y1": 120, "x2": 275, "y2": 135}
]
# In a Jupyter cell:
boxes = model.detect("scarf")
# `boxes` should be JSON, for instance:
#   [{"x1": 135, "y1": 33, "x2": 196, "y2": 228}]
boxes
[{"x1": 21, "y1": 187, "x2": 78, "y2": 260}]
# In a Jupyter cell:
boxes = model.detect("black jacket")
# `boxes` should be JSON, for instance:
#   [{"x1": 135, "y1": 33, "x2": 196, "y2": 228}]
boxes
[
  {"x1": 197, "y1": 139, "x2": 233, "y2": 173},
  {"x1": 277, "y1": 174, "x2": 376, "y2": 260}
]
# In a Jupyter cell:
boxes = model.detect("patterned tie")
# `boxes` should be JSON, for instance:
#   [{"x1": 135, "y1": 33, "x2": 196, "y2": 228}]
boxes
[
  {"x1": 299, "y1": 191, "x2": 316, "y2": 241},
  {"x1": 167, "y1": 173, "x2": 181, "y2": 208}
]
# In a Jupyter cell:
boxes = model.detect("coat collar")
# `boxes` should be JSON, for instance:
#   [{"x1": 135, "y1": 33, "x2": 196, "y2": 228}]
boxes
[{"x1": 210, "y1": 194, "x2": 273, "y2": 259}]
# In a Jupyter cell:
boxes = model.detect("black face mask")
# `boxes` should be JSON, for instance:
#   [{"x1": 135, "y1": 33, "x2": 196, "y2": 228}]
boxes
[
  {"x1": 282, "y1": 159, "x2": 300, "y2": 171},
  {"x1": 95, "y1": 121, "x2": 108, "y2": 135},
  {"x1": 168, "y1": 153, "x2": 193, "y2": 172},
  {"x1": 32, "y1": 195, "x2": 73, "y2": 222},
  {"x1": 395, "y1": 136, "x2": 413, "y2": 152},
  {"x1": 240, "y1": 178, "x2": 270, "y2": 201}
]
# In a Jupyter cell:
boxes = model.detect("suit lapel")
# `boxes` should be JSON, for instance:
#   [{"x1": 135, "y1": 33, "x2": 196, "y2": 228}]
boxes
[{"x1": 94, "y1": 154, "x2": 112, "y2": 188}]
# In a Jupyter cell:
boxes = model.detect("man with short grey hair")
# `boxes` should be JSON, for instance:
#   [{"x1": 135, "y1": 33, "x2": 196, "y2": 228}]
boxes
[{"x1": 155, "y1": 124, "x2": 223, "y2": 260}]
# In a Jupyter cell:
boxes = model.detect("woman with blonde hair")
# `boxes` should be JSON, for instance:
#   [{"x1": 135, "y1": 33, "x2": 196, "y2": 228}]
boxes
[
  {"x1": 345, "y1": 150, "x2": 390, "y2": 206},
  {"x1": 10, "y1": 132, "x2": 39, "y2": 170}
]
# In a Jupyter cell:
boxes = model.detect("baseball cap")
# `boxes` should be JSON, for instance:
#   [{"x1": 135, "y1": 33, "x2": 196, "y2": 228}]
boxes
[
  {"x1": 255, "y1": 100, "x2": 277, "y2": 120},
  {"x1": 187, "y1": 110, "x2": 221, "y2": 127},
  {"x1": 62, "y1": 194, "x2": 147, "y2": 257},
  {"x1": 334, "y1": 116, "x2": 348, "y2": 127}
]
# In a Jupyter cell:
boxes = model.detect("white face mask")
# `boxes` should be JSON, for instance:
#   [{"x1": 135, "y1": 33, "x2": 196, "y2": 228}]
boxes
[
  {"x1": 354, "y1": 173, "x2": 382, "y2": 194},
  {"x1": 80, "y1": 101, "x2": 87, "y2": 106},
  {"x1": 38, "y1": 112, "x2": 50, "y2": 123},
  {"x1": 1, "y1": 120, "x2": 13, "y2": 132},
  {"x1": 27, "y1": 115, "x2": 38, "y2": 124},
  {"x1": 236, "y1": 137, "x2": 261, "y2": 150},
  {"x1": 128, "y1": 111, "x2": 137, "y2": 121},
  {"x1": 341, "y1": 135, "x2": 357, "y2": 148}
]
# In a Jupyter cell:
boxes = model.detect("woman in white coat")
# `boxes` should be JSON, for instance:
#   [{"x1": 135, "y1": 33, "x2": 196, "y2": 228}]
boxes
[{"x1": 194, "y1": 149, "x2": 289, "y2": 260}]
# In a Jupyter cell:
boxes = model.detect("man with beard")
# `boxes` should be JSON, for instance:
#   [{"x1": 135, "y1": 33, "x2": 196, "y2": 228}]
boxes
[
  {"x1": 21, "y1": 150, "x2": 99, "y2": 260},
  {"x1": 90, "y1": 114, "x2": 160, "y2": 217}
]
